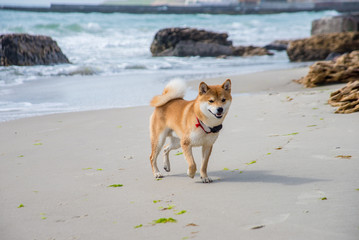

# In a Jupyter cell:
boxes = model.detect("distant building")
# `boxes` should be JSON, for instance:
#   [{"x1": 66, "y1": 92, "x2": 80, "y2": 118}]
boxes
[
  {"x1": 106, "y1": 0, "x2": 359, "y2": 5},
  {"x1": 239, "y1": 0, "x2": 359, "y2": 3},
  {"x1": 185, "y1": 0, "x2": 238, "y2": 5},
  {"x1": 238, "y1": 0, "x2": 257, "y2": 3}
]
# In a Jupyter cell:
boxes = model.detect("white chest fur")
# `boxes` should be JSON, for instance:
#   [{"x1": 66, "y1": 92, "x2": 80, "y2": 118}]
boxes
[{"x1": 190, "y1": 128, "x2": 219, "y2": 147}]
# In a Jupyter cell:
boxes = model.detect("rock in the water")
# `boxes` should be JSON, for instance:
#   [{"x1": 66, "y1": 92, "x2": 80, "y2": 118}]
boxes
[
  {"x1": 329, "y1": 80, "x2": 359, "y2": 114},
  {"x1": 311, "y1": 14, "x2": 359, "y2": 35},
  {"x1": 150, "y1": 28, "x2": 272, "y2": 57},
  {"x1": 296, "y1": 50, "x2": 359, "y2": 88},
  {"x1": 286, "y1": 32, "x2": 359, "y2": 62},
  {"x1": 232, "y1": 45, "x2": 273, "y2": 56},
  {"x1": 264, "y1": 40, "x2": 290, "y2": 51},
  {"x1": 0, "y1": 33, "x2": 70, "y2": 66},
  {"x1": 150, "y1": 27, "x2": 231, "y2": 56},
  {"x1": 155, "y1": 40, "x2": 233, "y2": 57}
]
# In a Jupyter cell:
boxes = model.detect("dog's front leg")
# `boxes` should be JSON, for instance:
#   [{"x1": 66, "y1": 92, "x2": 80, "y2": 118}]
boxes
[
  {"x1": 201, "y1": 145, "x2": 213, "y2": 183},
  {"x1": 181, "y1": 140, "x2": 197, "y2": 178}
]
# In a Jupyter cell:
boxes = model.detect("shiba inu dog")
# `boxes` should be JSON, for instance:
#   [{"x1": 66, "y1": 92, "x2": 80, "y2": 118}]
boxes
[{"x1": 149, "y1": 79, "x2": 232, "y2": 183}]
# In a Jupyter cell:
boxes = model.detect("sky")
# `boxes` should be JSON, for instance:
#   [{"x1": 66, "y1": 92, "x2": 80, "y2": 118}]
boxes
[{"x1": 0, "y1": 0, "x2": 104, "y2": 6}]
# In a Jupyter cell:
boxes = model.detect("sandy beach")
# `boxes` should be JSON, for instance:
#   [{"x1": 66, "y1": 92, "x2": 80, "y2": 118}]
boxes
[{"x1": 0, "y1": 68, "x2": 358, "y2": 240}]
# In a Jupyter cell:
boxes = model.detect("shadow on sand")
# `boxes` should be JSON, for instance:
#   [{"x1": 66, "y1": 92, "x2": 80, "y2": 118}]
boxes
[{"x1": 170, "y1": 170, "x2": 327, "y2": 185}]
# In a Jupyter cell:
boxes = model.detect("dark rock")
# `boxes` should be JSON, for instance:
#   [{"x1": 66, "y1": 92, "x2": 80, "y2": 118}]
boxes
[
  {"x1": 311, "y1": 14, "x2": 359, "y2": 35},
  {"x1": 156, "y1": 40, "x2": 233, "y2": 57},
  {"x1": 232, "y1": 45, "x2": 274, "y2": 56},
  {"x1": 264, "y1": 40, "x2": 290, "y2": 51},
  {"x1": 151, "y1": 28, "x2": 232, "y2": 57},
  {"x1": 286, "y1": 32, "x2": 359, "y2": 62},
  {"x1": 150, "y1": 28, "x2": 272, "y2": 57},
  {"x1": 0, "y1": 33, "x2": 70, "y2": 66}
]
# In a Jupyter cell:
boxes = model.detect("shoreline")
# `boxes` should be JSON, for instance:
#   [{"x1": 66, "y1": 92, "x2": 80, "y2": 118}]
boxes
[
  {"x1": 1, "y1": 67, "x2": 358, "y2": 239},
  {"x1": 0, "y1": 67, "x2": 346, "y2": 123},
  {"x1": 189, "y1": 67, "x2": 313, "y2": 94}
]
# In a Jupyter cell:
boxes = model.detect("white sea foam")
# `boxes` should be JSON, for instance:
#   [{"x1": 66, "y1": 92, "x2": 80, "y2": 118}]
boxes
[{"x1": 0, "y1": 101, "x2": 73, "y2": 122}]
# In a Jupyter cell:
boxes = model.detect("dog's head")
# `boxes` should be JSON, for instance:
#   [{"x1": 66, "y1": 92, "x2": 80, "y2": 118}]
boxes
[{"x1": 197, "y1": 79, "x2": 232, "y2": 125}]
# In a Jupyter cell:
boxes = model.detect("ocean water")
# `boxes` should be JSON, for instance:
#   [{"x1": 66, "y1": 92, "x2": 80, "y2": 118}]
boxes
[{"x1": 0, "y1": 10, "x2": 338, "y2": 121}]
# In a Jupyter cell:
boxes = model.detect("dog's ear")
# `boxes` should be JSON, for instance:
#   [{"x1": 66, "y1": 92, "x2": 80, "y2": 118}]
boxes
[
  {"x1": 199, "y1": 82, "x2": 209, "y2": 95},
  {"x1": 222, "y1": 79, "x2": 231, "y2": 92}
]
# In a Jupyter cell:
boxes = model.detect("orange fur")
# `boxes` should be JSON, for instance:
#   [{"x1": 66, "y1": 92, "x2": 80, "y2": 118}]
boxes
[
  {"x1": 149, "y1": 79, "x2": 232, "y2": 183},
  {"x1": 150, "y1": 79, "x2": 186, "y2": 107}
]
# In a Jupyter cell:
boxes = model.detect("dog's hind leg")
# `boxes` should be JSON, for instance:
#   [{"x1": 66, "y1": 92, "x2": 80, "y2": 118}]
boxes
[
  {"x1": 163, "y1": 135, "x2": 180, "y2": 172},
  {"x1": 150, "y1": 112, "x2": 168, "y2": 178},
  {"x1": 150, "y1": 131, "x2": 167, "y2": 178}
]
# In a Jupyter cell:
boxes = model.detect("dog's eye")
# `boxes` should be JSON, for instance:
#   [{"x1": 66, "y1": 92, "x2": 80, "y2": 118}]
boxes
[
  {"x1": 222, "y1": 99, "x2": 226, "y2": 102},
  {"x1": 208, "y1": 100, "x2": 214, "y2": 103}
]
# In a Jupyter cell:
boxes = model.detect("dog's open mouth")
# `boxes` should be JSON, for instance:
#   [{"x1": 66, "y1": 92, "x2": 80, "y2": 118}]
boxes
[{"x1": 209, "y1": 110, "x2": 223, "y2": 119}]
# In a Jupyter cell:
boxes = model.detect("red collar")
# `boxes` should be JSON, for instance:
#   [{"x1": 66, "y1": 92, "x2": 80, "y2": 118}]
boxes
[{"x1": 195, "y1": 117, "x2": 223, "y2": 134}]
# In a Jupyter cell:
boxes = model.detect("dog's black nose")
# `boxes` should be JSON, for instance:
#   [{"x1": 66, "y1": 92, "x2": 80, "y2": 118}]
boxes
[{"x1": 217, "y1": 107, "x2": 223, "y2": 114}]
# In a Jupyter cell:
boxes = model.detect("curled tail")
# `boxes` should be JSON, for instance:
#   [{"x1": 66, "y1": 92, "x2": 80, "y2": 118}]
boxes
[{"x1": 150, "y1": 79, "x2": 186, "y2": 107}]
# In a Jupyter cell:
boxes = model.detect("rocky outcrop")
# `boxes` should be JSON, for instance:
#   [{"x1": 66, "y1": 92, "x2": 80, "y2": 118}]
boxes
[
  {"x1": 329, "y1": 81, "x2": 359, "y2": 114},
  {"x1": 264, "y1": 40, "x2": 290, "y2": 51},
  {"x1": 296, "y1": 51, "x2": 359, "y2": 88},
  {"x1": 150, "y1": 28, "x2": 272, "y2": 57},
  {"x1": 0, "y1": 33, "x2": 70, "y2": 66},
  {"x1": 156, "y1": 40, "x2": 233, "y2": 57},
  {"x1": 232, "y1": 45, "x2": 273, "y2": 56},
  {"x1": 311, "y1": 14, "x2": 359, "y2": 35},
  {"x1": 286, "y1": 32, "x2": 359, "y2": 62},
  {"x1": 150, "y1": 28, "x2": 231, "y2": 56}
]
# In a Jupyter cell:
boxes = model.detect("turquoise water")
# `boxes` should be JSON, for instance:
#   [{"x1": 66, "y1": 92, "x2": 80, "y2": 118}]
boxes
[{"x1": 0, "y1": 10, "x2": 338, "y2": 121}]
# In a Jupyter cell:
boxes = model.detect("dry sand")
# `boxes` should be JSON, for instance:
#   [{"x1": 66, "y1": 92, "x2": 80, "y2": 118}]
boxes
[{"x1": 0, "y1": 68, "x2": 358, "y2": 240}]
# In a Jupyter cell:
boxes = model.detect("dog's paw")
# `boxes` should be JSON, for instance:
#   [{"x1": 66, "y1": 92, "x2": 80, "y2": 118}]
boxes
[
  {"x1": 163, "y1": 160, "x2": 171, "y2": 172},
  {"x1": 164, "y1": 165, "x2": 170, "y2": 172},
  {"x1": 201, "y1": 176, "x2": 213, "y2": 183},
  {"x1": 187, "y1": 169, "x2": 195, "y2": 179},
  {"x1": 154, "y1": 172, "x2": 163, "y2": 179}
]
